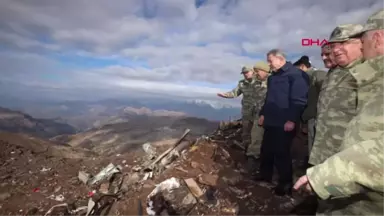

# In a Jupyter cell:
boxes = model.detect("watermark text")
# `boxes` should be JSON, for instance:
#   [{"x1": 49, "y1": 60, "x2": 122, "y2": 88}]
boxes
[{"x1": 301, "y1": 38, "x2": 328, "y2": 46}]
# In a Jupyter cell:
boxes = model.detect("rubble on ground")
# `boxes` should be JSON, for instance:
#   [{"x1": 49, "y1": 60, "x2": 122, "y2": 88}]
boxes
[{"x1": 0, "y1": 119, "x2": 317, "y2": 215}]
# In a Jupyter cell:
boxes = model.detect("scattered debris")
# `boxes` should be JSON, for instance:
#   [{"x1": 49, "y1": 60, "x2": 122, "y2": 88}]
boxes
[
  {"x1": 184, "y1": 178, "x2": 205, "y2": 202},
  {"x1": 146, "y1": 129, "x2": 190, "y2": 169},
  {"x1": 0, "y1": 118, "x2": 315, "y2": 215},
  {"x1": 142, "y1": 142, "x2": 157, "y2": 160},
  {"x1": 78, "y1": 171, "x2": 91, "y2": 184},
  {"x1": 87, "y1": 163, "x2": 122, "y2": 185},
  {"x1": 146, "y1": 177, "x2": 197, "y2": 216}
]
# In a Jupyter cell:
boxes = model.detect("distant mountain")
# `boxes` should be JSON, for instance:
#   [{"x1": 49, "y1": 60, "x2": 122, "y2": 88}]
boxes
[
  {"x1": 0, "y1": 107, "x2": 77, "y2": 138},
  {"x1": 53, "y1": 115, "x2": 218, "y2": 155},
  {"x1": 0, "y1": 97, "x2": 240, "y2": 131}
]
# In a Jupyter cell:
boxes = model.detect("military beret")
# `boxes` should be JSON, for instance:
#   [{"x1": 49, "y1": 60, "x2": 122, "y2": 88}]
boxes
[
  {"x1": 253, "y1": 61, "x2": 271, "y2": 73},
  {"x1": 240, "y1": 66, "x2": 254, "y2": 74},
  {"x1": 328, "y1": 24, "x2": 364, "y2": 43},
  {"x1": 353, "y1": 9, "x2": 384, "y2": 36}
]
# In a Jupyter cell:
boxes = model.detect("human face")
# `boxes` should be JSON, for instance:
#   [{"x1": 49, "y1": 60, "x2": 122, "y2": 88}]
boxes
[
  {"x1": 267, "y1": 54, "x2": 285, "y2": 71},
  {"x1": 255, "y1": 69, "x2": 269, "y2": 80},
  {"x1": 321, "y1": 45, "x2": 336, "y2": 68},
  {"x1": 242, "y1": 70, "x2": 253, "y2": 79},
  {"x1": 361, "y1": 30, "x2": 384, "y2": 59},
  {"x1": 330, "y1": 38, "x2": 362, "y2": 67}
]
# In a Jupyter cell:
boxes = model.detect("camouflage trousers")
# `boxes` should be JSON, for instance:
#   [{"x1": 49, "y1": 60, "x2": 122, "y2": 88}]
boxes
[
  {"x1": 242, "y1": 119, "x2": 253, "y2": 150},
  {"x1": 246, "y1": 123, "x2": 264, "y2": 159},
  {"x1": 307, "y1": 118, "x2": 316, "y2": 155},
  {"x1": 315, "y1": 196, "x2": 384, "y2": 215}
]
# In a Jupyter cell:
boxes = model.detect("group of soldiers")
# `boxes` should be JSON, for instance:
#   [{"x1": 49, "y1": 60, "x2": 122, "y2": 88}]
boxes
[{"x1": 217, "y1": 9, "x2": 383, "y2": 215}]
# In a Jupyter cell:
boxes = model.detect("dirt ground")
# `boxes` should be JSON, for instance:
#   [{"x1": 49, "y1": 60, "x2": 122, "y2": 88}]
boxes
[{"x1": 0, "y1": 121, "x2": 317, "y2": 215}]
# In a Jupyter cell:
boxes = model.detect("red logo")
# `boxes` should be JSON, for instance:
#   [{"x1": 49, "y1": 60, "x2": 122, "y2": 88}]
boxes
[{"x1": 301, "y1": 38, "x2": 329, "y2": 47}]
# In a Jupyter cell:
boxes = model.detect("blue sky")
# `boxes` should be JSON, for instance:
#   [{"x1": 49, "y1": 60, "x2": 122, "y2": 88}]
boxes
[{"x1": 0, "y1": 0, "x2": 382, "y2": 106}]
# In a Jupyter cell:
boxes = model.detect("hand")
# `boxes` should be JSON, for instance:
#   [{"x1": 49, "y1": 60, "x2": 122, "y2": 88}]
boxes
[
  {"x1": 258, "y1": 115, "x2": 264, "y2": 126},
  {"x1": 301, "y1": 127, "x2": 308, "y2": 134},
  {"x1": 217, "y1": 93, "x2": 226, "y2": 98},
  {"x1": 284, "y1": 121, "x2": 295, "y2": 132},
  {"x1": 293, "y1": 175, "x2": 313, "y2": 193}
]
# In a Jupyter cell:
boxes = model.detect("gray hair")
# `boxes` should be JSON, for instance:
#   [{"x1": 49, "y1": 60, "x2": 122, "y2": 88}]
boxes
[{"x1": 267, "y1": 49, "x2": 286, "y2": 59}]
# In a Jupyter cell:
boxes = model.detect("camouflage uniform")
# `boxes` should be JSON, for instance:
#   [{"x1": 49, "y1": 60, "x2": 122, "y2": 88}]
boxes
[
  {"x1": 307, "y1": 10, "x2": 384, "y2": 215},
  {"x1": 301, "y1": 69, "x2": 327, "y2": 159},
  {"x1": 307, "y1": 50, "x2": 384, "y2": 216},
  {"x1": 223, "y1": 66, "x2": 262, "y2": 149},
  {"x1": 308, "y1": 24, "x2": 364, "y2": 166},
  {"x1": 246, "y1": 62, "x2": 270, "y2": 159}
]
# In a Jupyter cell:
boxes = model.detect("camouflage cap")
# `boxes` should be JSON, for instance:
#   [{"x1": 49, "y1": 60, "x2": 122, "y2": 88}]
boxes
[
  {"x1": 240, "y1": 66, "x2": 254, "y2": 74},
  {"x1": 253, "y1": 61, "x2": 271, "y2": 73},
  {"x1": 358, "y1": 9, "x2": 384, "y2": 34},
  {"x1": 328, "y1": 24, "x2": 364, "y2": 43}
]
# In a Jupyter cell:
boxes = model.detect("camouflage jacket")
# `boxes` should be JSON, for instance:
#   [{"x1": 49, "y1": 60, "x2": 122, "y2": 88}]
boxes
[
  {"x1": 301, "y1": 69, "x2": 327, "y2": 122},
  {"x1": 224, "y1": 76, "x2": 265, "y2": 120},
  {"x1": 309, "y1": 58, "x2": 363, "y2": 165},
  {"x1": 306, "y1": 55, "x2": 384, "y2": 215}
]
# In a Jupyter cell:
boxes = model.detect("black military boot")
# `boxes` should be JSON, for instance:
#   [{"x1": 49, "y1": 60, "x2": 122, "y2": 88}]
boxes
[
  {"x1": 246, "y1": 156, "x2": 259, "y2": 174},
  {"x1": 274, "y1": 183, "x2": 293, "y2": 196}
]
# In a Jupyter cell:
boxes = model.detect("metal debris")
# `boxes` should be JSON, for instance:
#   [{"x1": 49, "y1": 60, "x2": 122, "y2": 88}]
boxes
[
  {"x1": 78, "y1": 171, "x2": 91, "y2": 184},
  {"x1": 87, "y1": 163, "x2": 122, "y2": 185}
]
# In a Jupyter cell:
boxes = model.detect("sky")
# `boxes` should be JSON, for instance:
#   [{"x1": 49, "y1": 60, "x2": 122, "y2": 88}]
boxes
[{"x1": 0, "y1": 0, "x2": 382, "y2": 107}]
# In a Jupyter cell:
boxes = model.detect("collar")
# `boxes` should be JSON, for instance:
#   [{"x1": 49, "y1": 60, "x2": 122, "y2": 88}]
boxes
[
  {"x1": 244, "y1": 76, "x2": 257, "y2": 84},
  {"x1": 350, "y1": 55, "x2": 384, "y2": 86},
  {"x1": 272, "y1": 62, "x2": 292, "y2": 73},
  {"x1": 344, "y1": 57, "x2": 364, "y2": 69}
]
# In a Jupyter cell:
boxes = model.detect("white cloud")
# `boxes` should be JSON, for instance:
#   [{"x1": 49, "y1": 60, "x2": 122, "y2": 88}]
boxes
[{"x1": 0, "y1": 0, "x2": 382, "y2": 105}]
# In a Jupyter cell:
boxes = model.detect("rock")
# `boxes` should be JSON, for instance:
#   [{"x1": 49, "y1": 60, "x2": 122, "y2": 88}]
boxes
[
  {"x1": 78, "y1": 171, "x2": 90, "y2": 184},
  {"x1": 147, "y1": 178, "x2": 197, "y2": 215},
  {"x1": 190, "y1": 161, "x2": 199, "y2": 169},
  {"x1": 198, "y1": 174, "x2": 218, "y2": 186},
  {"x1": 184, "y1": 178, "x2": 205, "y2": 202},
  {"x1": 54, "y1": 186, "x2": 62, "y2": 193},
  {"x1": 25, "y1": 207, "x2": 39, "y2": 215},
  {"x1": 99, "y1": 182, "x2": 110, "y2": 194},
  {"x1": 122, "y1": 173, "x2": 140, "y2": 191},
  {"x1": 222, "y1": 175, "x2": 243, "y2": 185},
  {"x1": 0, "y1": 192, "x2": 11, "y2": 201}
]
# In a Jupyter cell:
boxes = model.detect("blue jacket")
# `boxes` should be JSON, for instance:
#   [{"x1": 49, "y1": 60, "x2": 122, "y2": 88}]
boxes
[{"x1": 260, "y1": 62, "x2": 310, "y2": 127}]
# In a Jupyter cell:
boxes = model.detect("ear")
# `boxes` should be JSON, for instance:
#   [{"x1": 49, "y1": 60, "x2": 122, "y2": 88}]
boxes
[{"x1": 373, "y1": 31, "x2": 384, "y2": 48}]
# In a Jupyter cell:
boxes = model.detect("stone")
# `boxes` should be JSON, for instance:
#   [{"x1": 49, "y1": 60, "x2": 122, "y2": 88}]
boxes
[
  {"x1": 147, "y1": 178, "x2": 197, "y2": 215},
  {"x1": 0, "y1": 192, "x2": 11, "y2": 201},
  {"x1": 222, "y1": 175, "x2": 243, "y2": 186},
  {"x1": 78, "y1": 171, "x2": 91, "y2": 184},
  {"x1": 54, "y1": 186, "x2": 62, "y2": 193},
  {"x1": 198, "y1": 174, "x2": 218, "y2": 186},
  {"x1": 99, "y1": 182, "x2": 110, "y2": 194},
  {"x1": 121, "y1": 173, "x2": 140, "y2": 191},
  {"x1": 184, "y1": 178, "x2": 205, "y2": 202},
  {"x1": 190, "y1": 161, "x2": 199, "y2": 169}
]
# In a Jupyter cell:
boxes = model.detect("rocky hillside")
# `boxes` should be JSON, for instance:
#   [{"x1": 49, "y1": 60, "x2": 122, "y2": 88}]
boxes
[
  {"x1": 0, "y1": 119, "x2": 316, "y2": 215},
  {"x1": 52, "y1": 115, "x2": 218, "y2": 155},
  {"x1": 0, "y1": 107, "x2": 76, "y2": 138}
]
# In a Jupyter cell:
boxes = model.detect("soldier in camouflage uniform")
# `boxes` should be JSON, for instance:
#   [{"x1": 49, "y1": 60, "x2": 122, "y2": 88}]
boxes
[
  {"x1": 246, "y1": 61, "x2": 270, "y2": 173},
  {"x1": 217, "y1": 66, "x2": 262, "y2": 150},
  {"x1": 293, "y1": 56, "x2": 327, "y2": 168},
  {"x1": 308, "y1": 24, "x2": 364, "y2": 166},
  {"x1": 294, "y1": 9, "x2": 384, "y2": 215}
]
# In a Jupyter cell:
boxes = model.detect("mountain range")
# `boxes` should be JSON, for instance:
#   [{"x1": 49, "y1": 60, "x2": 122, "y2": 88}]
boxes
[{"x1": 0, "y1": 96, "x2": 240, "y2": 130}]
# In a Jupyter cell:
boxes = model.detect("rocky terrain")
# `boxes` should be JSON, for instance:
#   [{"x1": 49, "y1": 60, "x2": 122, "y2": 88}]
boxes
[
  {"x1": 0, "y1": 107, "x2": 76, "y2": 138},
  {"x1": 0, "y1": 119, "x2": 317, "y2": 215},
  {"x1": 0, "y1": 97, "x2": 240, "y2": 130},
  {"x1": 51, "y1": 115, "x2": 218, "y2": 155}
]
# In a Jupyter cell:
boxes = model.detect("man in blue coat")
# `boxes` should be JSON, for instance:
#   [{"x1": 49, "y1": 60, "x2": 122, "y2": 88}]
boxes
[{"x1": 256, "y1": 49, "x2": 310, "y2": 196}]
